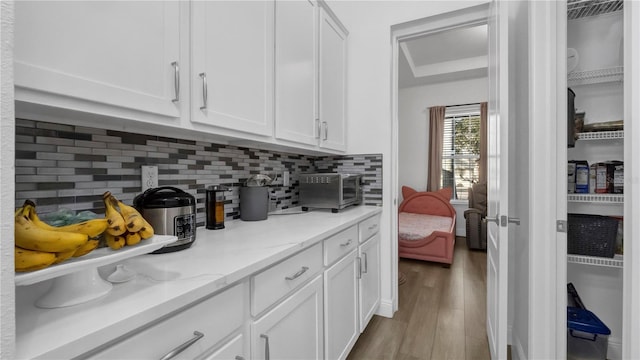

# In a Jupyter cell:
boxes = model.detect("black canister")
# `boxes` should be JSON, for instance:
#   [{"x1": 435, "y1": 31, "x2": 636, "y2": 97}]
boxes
[{"x1": 206, "y1": 185, "x2": 229, "y2": 229}]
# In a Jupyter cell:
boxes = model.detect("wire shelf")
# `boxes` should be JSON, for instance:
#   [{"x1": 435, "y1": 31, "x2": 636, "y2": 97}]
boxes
[
  {"x1": 568, "y1": 66, "x2": 624, "y2": 86},
  {"x1": 577, "y1": 130, "x2": 624, "y2": 140},
  {"x1": 567, "y1": 0, "x2": 623, "y2": 20},
  {"x1": 567, "y1": 193, "x2": 623, "y2": 203},
  {"x1": 567, "y1": 254, "x2": 623, "y2": 268}
]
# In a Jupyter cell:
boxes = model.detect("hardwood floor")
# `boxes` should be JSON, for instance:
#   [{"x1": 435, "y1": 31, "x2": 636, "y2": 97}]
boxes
[{"x1": 348, "y1": 237, "x2": 489, "y2": 360}]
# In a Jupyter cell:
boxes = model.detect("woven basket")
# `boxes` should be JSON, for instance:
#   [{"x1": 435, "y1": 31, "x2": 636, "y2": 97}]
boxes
[{"x1": 568, "y1": 214, "x2": 618, "y2": 258}]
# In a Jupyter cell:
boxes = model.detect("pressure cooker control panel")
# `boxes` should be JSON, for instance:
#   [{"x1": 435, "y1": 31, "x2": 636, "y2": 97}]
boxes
[{"x1": 174, "y1": 213, "x2": 196, "y2": 240}]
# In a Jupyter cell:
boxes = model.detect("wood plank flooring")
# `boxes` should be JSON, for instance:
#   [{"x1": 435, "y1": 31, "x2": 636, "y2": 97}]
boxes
[{"x1": 348, "y1": 237, "x2": 489, "y2": 360}]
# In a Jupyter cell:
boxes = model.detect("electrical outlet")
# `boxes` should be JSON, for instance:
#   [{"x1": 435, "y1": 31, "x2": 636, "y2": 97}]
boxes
[{"x1": 141, "y1": 166, "x2": 158, "y2": 191}]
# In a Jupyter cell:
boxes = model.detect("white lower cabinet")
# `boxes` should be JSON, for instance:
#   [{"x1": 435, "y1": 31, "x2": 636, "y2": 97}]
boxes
[
  {"x1": 251, "y1": 275, "x2": 324, "y2": 360},
  {"x1": 324, "y1": 250, "x2": 359, "y2": 360},
  {"x1": 88, "y1": 283, "x2": 246, "y2": 359},
  {"x1": 358, "y1": 230, "x2": 381, "y2": 332},
  {"x1": 199, "y1": 334, "x2": 245, "y2": 360}
]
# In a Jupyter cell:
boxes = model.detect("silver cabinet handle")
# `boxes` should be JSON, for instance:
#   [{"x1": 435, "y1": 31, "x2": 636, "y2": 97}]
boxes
[
  {"x1": 368, "y1": 224, "x2": 377, "y2": 230},
  {"x1": 340, "y1": 239, "x2": 353, "y2": 247},
  {"x1": 315, "y1": 118, "x2": 321, "y2": 139},
  {"x1": 171, "y1": 61, "x2": 180, "y2": 102},
  {"x1": 235, "y1": 357, "x2": 245, "y2": 360},
  {"x1": 159, "y1": 331, "x2": 204, "y2": 360},
  {"x1": 363, "y1": 252, "x2": 368, "y2": 274},
  {"x1": 199, "y1": 72, "x2": 208, "y2": 110},
  {"x1": 508, "y1": 217, "x2": 521, "y2": 225},
  {"x1": 322, "y1": 121, "x2": 328, "y2": 140},
  {"x1": 285, "y1": 266, "x2": 309, "y2": 280},
  {"x1": 260, "y1": 334, "x2": 270, "y2": 360},
  {"x1": 356, "y1": 257, "x2": 362, "y2": 279}
]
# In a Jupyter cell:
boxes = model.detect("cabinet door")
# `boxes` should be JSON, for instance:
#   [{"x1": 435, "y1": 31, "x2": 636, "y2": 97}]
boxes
[
  {"x1": 14, "y1": 1, "x2": 183, "y2": 121},
  {"x1": 324, "y1": 250, "x2": 358, "y2": 360},
  {"x1": 274, "y1": 0, "x2": 318, "y2": 146},
  {"x1": 318, "y1": 7, "x2": 347, "y2": 152},
  {"x1": 191, "y1": 1, "x2": 274, "y2": 137},
  {"x1": 358, "y1": 233, "x2": 380, "y2": 332},
  {"x1": 251, "y1": 275, "x2": 324, "y2": 360}
]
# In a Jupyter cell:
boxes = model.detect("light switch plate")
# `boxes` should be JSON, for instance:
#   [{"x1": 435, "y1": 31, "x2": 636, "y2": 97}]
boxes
[{"x1": 141, "y1": 166, "x2": 158, "y2": 191}]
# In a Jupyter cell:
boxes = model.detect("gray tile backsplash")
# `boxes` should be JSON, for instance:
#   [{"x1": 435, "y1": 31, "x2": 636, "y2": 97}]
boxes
[{"x1": 15, "y1": 119, "x2": 382, "y2": 226}]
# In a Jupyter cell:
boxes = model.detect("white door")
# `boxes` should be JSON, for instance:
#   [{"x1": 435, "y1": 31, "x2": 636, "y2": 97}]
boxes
[
  {"x1": 274, "y1": 0, "x2": 318, "y2": 146},
  {"x1": 324, "y1": 250, "x2": 358, "y2": 360},
  {"x1": 251, "y1": 275, "x2": 324, "y2": 360},
  {"x1": 14, "y1": 1, "x2": 182, "y2": 120},
  {"x1": 191, "y1": 1, "x2": 274, "y2": 137},
  {"x1": 318, "y1": 6, "x2": 347, "y2": 152},
  {"x1": 486, "y1": 1, "x2": 511, "y2": 359},
  {"x1": 358, "y1": 233, "x2": 380, "y2": 332}
]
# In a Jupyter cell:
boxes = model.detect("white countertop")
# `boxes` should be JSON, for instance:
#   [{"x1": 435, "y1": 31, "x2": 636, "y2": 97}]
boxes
[{"x1": 15, "y1": 205, "x2": 381, "y2": 359}]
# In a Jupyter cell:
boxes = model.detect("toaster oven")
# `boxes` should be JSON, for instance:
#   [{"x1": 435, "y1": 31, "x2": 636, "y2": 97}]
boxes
[{"x1": 299, "y1": 173, "x2": 363, "y2": 213}]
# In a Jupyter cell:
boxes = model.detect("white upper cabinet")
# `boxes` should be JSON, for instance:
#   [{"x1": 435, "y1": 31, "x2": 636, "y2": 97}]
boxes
[
  {"x1": 274, "y1": 0, "x2": 318, "y2": 145},
  {"x1": 275, "y1": 0, "x2": 348, "y2": 152},
  {"x1": 14, "y1": 1, "x2": 184, "y2": 123},
  {"x1": 318, "y1": 4, "x2": 348, "y2": 152},
  {"x1": 190, "y1": 1, "x2": 274, "y2": 137}
]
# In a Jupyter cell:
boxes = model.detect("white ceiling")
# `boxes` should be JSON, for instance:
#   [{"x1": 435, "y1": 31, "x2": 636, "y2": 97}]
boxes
[{"x1": 398, "y1": 24, "x2": 488, "y2": 88}]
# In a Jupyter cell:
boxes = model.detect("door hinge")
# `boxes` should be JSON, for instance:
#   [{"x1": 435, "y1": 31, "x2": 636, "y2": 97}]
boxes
[{"x1": 557, "y1": 220, "x2": 567, "y2": 233}]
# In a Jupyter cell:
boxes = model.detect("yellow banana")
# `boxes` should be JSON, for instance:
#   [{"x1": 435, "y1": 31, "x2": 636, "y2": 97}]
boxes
[
  {"x1": 15, "y1": 246, "x2": 57, "y2": 272},
  {"x1": 103, "y1": 192, "x2": 126, "y2": 236},
  {"x1": 115, "y1": 199, "x2": 145, "y2": 233},
  {"x1": 73, "y1": 239, "x2": 100, "y2": 257},
  {"x1": 138, "y1": 224, "x2": 155, "y2": 240},
  {"x1": 15, "y1": 207, "x2": 89, "y2": 253},
  {"x1": 105, "y1": 233, "x2": 126, "y2": 250},
  {"x1": 125, "y1": 231, "x2": 142, "y2": 246},
  {"x1": 25, "y1": 202, "x2": 109, "y2": 238},
  {"x1": 53, "y1": 249, "x2": 76, "y2": 264}
]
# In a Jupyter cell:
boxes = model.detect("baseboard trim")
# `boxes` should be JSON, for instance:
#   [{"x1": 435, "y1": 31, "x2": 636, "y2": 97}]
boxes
[
  {"x1": 606, "y1": 336, "x2": 622, "y2": 360},
  {"x1": 375, "y1": 298, "x2": 394, "y2": 318}
]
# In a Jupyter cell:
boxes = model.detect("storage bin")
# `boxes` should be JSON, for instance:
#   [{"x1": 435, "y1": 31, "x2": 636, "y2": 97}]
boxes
[
  {"x1": 567, "y1": 307, "x2": 610, "y2": 360},
  {"x1": 568, "y1": 214, "x2": 618, "y2": 258}
]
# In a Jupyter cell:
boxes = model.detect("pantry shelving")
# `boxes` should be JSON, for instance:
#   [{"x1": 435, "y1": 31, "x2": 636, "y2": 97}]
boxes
[
  {"x1": 567, "y1": 254, "x2": 623, "y2": 268},
  {"x1": 576, "y1": 130, "x2": 624, "y2": 140},
  {"x1": 568, "y1": 66, "x2": 624, "y2": 86},
  {"x1": 567, "y1": 193, "x2": 623, "y2": 203}
]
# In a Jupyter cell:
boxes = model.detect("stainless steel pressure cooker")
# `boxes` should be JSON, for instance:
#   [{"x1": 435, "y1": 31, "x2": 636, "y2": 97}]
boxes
[{"x1": 133, "y1": 186, "x2": 196, "y2": 254}]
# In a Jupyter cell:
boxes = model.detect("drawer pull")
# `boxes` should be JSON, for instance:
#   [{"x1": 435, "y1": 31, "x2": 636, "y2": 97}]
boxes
[
  {"x1": 285, "y1": 266, "x2": 309, "y2": 281},
  {"x1": 260, "y1": 334, "x2": 270, "y2": 360},
  {"x1": 235, "y1": 357, "x2": 245, "y2": 360},
  {"x1": 368, "y1": 224, "x2": 377, "y2": 231},
  {"x1": 159, "y1": 331, "x2": 204, "y2": 360},
  {"x1": 340, "y1": 239, "x2": 353, "y2": 247},
  {"x1": 363, "y1": 252, "x2": 368, "y2": 274}
]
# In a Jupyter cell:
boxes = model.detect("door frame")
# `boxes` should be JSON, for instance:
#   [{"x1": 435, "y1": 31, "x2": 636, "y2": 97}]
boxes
[{"x1": 389, "y1": 1, "x2": 489, "y2": 315}]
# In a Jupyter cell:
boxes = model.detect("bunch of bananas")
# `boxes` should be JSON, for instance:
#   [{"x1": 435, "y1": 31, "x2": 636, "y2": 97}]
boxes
[
  {"x1": 14, "y1": 200, "x2": 109, "y2": 272},
  {"x1": 102, "y1": 191, "x2": 154, "y2": 250}
]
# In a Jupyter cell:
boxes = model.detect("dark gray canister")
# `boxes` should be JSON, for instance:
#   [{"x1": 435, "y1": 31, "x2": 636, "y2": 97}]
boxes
[{"x1": 240, "y1": 186, "x2": 269, "y2": 221}]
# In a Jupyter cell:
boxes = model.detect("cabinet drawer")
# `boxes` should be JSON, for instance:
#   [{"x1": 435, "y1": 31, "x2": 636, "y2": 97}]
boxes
[
  {"x1": 324, "y1": 225, "x2": 358, "y2": 266},
  {"x1": 358, "y1": 215, "x2": 380, "y2": 243},
  {"x1": 90, "y1": 283, "x2": 245, "y2": 359},
  {"x1": 252, "y1": 242, "x2": 322, "y2": 316}
]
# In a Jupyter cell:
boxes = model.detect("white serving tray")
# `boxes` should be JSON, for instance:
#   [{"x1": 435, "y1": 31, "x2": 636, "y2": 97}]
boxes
[{"x1": 15, "y1": 235, "x2": 177, "y2": 308}]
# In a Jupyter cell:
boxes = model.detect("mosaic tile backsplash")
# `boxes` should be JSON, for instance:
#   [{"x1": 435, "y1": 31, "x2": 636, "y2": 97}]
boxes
[{"x1": 15, "y1": 119, "x2": 382, "y2": 227}]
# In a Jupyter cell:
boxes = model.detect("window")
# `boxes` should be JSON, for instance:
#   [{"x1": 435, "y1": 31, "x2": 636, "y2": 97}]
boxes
[{"x1": 441, "y1": 104, "x2": 481, "y2": 200}]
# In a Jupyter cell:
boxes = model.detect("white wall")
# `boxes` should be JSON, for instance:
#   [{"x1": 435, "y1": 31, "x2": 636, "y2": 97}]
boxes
[
  {"x1": 0, "y1": 2, "x2": 16, "y2": 358},
  {"x1": 327, "y1": 0, "x2": 489, "y2": 316},
  {"x1": 398, "y1": 78, "x2": 488, "y2": 236}
]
